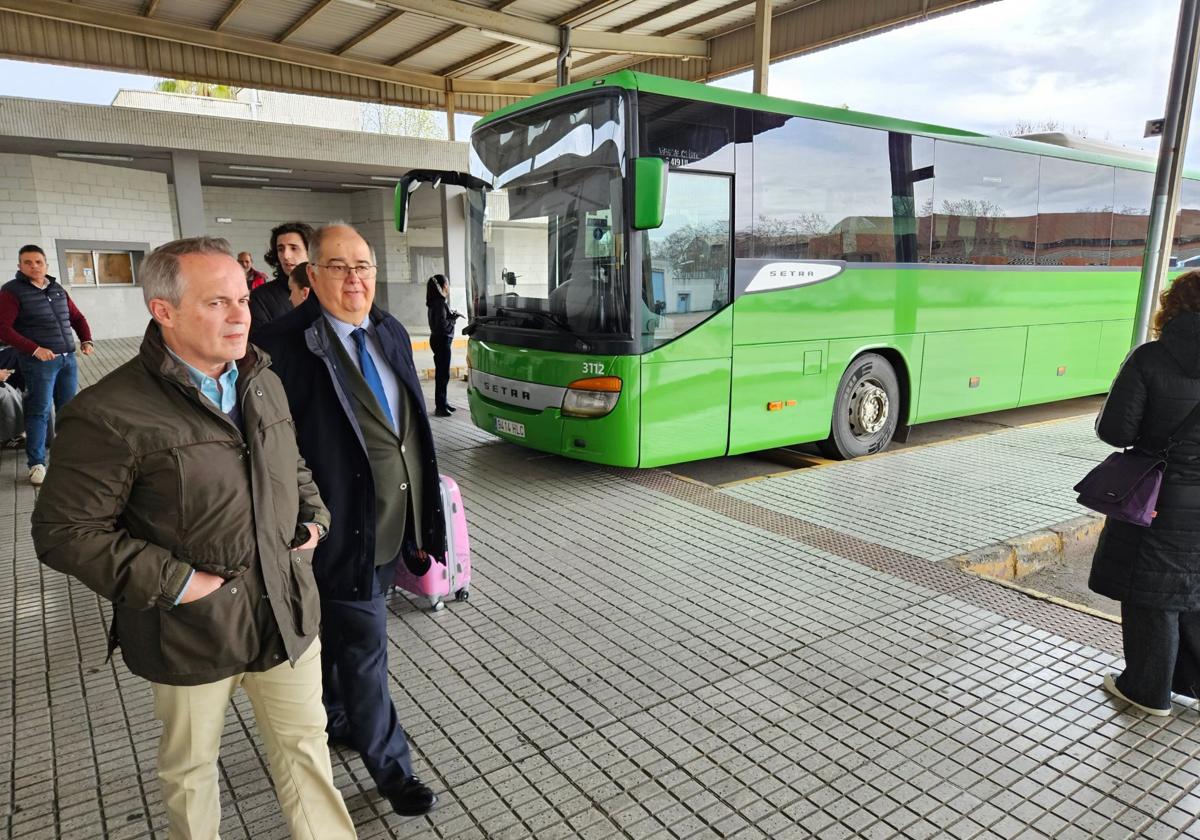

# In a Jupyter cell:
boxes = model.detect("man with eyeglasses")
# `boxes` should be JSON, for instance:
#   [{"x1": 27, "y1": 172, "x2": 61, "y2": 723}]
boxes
[{"x1": 253, "y1": 223, "x2": 446, "y2": 818}]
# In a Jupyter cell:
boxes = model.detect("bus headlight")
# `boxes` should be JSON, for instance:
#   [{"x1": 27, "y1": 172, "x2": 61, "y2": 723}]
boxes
[{"x1": 562, "y1": 376, "x2": 622, "y2": 418}]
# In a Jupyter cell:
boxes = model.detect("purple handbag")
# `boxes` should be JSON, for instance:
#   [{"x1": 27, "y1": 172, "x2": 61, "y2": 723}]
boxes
[
  {"x1": 1074, "y1": 451, "x2": 1165, "y2": 526},
  {"x1": 1075, "y1": 401, "x2": 1200, "y2": 527}
]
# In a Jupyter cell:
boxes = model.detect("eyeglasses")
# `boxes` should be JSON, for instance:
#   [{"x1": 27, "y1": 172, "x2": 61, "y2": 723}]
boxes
[{"x1": 315, "y1": 263, "x2": 377, "y2": 279}]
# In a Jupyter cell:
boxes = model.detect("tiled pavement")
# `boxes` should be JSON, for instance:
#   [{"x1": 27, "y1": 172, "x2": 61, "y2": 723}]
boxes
[{"x1": 3, "y1": 339, "x2": 1200, "y2": 840}]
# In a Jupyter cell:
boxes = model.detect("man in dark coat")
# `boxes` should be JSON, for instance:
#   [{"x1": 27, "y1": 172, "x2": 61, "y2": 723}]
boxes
[
  {"x1": 249, "y1": 221, "x2": 312, "y2": 337},
  {"x1": 255, "y1": 223, "x2": 446, "y2": 817}
]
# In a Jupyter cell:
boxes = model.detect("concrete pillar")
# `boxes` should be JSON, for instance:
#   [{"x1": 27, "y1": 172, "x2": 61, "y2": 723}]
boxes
[{"x1": 170, "y1": 151, "x2": 205, "y2": 238}]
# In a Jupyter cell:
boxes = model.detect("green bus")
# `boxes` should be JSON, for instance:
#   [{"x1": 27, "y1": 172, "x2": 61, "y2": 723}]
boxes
[{"x1": 398, "y1": 71, "x2": 1200, "y2": 467}]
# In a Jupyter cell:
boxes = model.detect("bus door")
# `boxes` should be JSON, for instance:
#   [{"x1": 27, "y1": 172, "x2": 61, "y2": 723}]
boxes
[{"x1": 638, "y1": 172, "x2": 734, "y2": 467}]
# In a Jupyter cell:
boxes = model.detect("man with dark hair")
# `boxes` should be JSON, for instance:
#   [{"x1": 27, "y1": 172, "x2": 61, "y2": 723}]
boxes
[
  {"x1": 0, "y1": 244, "x2": 94, "y2": 485},
  {"x1": 32, "y1": 236, "x2": 355, "y2": 838},
  {"x1": 255, "y1": 222, "x2": 445, "y2": 819},
  {"x1": 250, "y1": 222, "x2": 313, "y2": 334}
]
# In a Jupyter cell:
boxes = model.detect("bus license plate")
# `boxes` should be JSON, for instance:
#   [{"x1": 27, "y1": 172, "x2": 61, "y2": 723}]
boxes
[{"x1": 495, "y1": 417, "x2": 526, "y2": 438}]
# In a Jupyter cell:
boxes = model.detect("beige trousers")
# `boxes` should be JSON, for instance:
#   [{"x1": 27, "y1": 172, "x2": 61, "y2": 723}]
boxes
[{"x1": 150, "y1": 640, "x2": 356, "y2": 839}]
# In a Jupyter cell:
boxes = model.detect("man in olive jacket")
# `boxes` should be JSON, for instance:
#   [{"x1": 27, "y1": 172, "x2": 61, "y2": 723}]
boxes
[{"x1": 31, "y1": 237, "x2": 356, "y2": 839}]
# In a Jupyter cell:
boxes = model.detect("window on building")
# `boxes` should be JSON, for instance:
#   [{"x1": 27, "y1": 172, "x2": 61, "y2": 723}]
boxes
[
  {"x1": 1111, "y1": 169, "x2": 1153, "y2": 268},
  {"x1": 750, "y1": 115, "x2": 898, "y2": 262},
  {"x1": 64, "y1": 248, "x2": 140, "y2": 286},
  {"x1": 1035, "y1": 157, "x2": 1115, "y2": 266},
  {"x1": 929, "y1": 142, "x2": 1038, "y2": 265}
]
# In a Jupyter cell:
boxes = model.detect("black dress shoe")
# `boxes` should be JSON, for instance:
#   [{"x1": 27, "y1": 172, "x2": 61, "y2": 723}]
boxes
[
  {"x1": 434, "y1": 408, "x2": 452, "y2": 417},
  {"x1": 445, "y1": 404, "x2": 457, "y2": 412},
  {"x1": 382, "y1": 776, "x2": 437, "y2": 817}
]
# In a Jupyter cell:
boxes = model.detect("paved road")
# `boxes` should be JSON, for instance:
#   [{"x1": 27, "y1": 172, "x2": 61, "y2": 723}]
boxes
[{"x1": 5, "y1": 347, "x2": 1198, "y2": 840}]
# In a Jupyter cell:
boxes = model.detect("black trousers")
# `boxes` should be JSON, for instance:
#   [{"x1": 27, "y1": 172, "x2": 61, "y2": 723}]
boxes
[
  {"x1": 320, "y1": 563, "x2": 414, "y2": 792},
  {"x1": 1116, "y1": 603, "x2": 1200, "y2": 709},
  {"x1": 430, "y1": 334, "x2": 452, "y2": 411}
]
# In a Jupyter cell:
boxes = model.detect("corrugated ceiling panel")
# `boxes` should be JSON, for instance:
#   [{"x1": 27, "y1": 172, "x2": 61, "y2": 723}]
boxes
[
  {"x1": 75, "y1": 0, "x2": 144, "y2": 14},
  {"x1": 343, "y1": 17, "x2": 468, "y2": 64},
  {"x1": 502, "y1": 0, "x2": 580, "y2": 22},
  {"x1": 153, "y1": 0, "x2": 226, "y2": 29},
  {"x1": 286, "y1": 4, "x2": 384, "y2": 52},
  {"x1": 221, "y1": 0, "x2": 316, "y2": 39}
]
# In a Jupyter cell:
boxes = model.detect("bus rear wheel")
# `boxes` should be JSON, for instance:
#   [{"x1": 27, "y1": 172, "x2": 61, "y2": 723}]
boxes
[{"x1": 819, "y1": 353, "x2": 900, "y2": 460}]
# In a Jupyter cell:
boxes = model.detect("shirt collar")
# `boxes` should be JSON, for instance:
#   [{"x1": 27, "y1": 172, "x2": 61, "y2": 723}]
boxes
[
  {"x1": 165, "y1": 347, "x2": 239, "y2": 414},
  {"x1": 322, "y1": 309, "x2": 370, "y2": 343}
]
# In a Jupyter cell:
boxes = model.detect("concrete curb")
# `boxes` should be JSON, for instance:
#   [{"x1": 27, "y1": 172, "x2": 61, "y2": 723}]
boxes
[
  {"x1": 952, "y1": 513, "x2": 1105, "y2": 581},
  {"x1": 417, "y1": 365, "x2": 468, "y2": 382}
]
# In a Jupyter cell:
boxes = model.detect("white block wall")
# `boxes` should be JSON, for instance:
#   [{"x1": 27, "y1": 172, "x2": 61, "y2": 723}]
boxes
[
  {"x1": 201, "y1": 186, "x2": 353, "y2": 272},
  {"x1": 0, "y1": 153, "x2": 175, "y2": 340}
]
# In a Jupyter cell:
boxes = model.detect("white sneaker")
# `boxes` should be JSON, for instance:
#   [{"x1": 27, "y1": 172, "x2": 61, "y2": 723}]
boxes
[
  {"x1": 1103, "y1": 673, "x2": 1171, "y2": 717},
  {"x1": 28, "y1": 464, "x2": 45, "y2": 486}
]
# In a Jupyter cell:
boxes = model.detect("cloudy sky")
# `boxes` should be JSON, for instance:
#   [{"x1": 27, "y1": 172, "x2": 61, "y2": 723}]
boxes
[
  {"x1": 0, "y1": 0, "x2": 1193, "y2": 161},
  {"x1": 716, "y1": 0, "x2": 1183, "y2": 159}
]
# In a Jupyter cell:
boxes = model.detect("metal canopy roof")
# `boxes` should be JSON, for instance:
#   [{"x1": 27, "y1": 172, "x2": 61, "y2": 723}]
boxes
[{"x1": 0, "y1": 0, "x2": 995, "y2": 116}]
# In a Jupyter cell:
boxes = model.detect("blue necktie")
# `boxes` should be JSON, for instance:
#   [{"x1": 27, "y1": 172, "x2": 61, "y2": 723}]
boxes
[{"x1": 351, "y1": 328, "x2": 395, "y2": 429}]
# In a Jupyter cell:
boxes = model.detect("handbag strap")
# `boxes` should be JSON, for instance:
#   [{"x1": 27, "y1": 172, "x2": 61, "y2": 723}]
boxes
[{"x1": 1166, "y1": 399, "x2": 1200, "y2": 451}]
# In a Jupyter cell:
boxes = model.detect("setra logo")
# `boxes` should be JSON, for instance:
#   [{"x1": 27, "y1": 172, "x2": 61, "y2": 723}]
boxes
[
  {"x1": 480, "y1": 380, "x2": 532, "y2": 403},
  {"x1": 746, "y1": 261, "x2": 844, "y2": 293}
]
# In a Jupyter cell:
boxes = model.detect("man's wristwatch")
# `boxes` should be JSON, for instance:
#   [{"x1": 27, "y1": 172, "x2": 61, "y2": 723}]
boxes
[{"x1": 291, "y1": 521, "x2": 327, "y2": 548}]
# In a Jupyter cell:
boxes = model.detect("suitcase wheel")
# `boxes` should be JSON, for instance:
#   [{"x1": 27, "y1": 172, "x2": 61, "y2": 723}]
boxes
[
  {"x1": 455, "y1": 588, "x2": 470, "y2": 602},
  {"x1": 428, "y1": 597, "x2": 445, "y2": 612}
]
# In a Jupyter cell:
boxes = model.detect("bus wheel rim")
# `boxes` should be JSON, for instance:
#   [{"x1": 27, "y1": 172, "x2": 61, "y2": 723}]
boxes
[{"x1": 849, "y1": 380, "x2": 888, "y2": 437}]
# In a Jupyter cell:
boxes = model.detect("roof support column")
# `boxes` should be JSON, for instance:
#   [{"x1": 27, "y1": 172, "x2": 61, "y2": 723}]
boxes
[
  {"x1": 557, "y1": 26, "x2": 571, "y2": 87},
  {"x1": 170, "y1": 151, "x2": 205, "y2": 238},
  {"x1": 752, "y1": 0, "x2": 771, "y2": 95},
  {"x1": 445, "y1": 81, "x2": 456, "y2": 142},
  {"x1": 1134, "y1": 0, "x2": 1200, "y2": 345}
]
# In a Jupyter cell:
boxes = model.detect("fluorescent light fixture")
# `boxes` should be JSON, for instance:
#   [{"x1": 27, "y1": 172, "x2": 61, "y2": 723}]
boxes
[
  {"x1": 212, "y1": 174, "x2": 269, "y2": 182},
  {"x1": 370, "y1": 175, "x2": 402, "y2": 182},
  {"x1": 262, "y1": 186, "x2": 312, "y2": 192},
  {"x1": 229, "y1": 164, "x2": 294, "y2": 174},
  {"x1": 338, "y1": 0, "x2": 377, "y2": 9},
  {"x1": 340, "y1": 183, "x2": 392, "y2": 189},
  {"x1": 57, "y1": 152, "x2": 134, "y2": 162}
]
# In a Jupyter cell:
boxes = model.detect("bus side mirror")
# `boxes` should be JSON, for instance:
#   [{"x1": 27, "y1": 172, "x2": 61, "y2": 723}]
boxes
[
  {"x1": 632, "y1": 157, "x2": 667, "y2": 230},
  {"x1": 394, "y1": 180, "x2": 415, "y2": 233}
]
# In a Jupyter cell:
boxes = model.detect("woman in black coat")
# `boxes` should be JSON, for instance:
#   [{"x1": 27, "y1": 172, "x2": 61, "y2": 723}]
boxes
[
  {"x1": 1090, "y1": 270, "x2": 1200, "y2": 715},
  {"x1": 425, "y1": 274, "x2": 460, "y2": 417}
]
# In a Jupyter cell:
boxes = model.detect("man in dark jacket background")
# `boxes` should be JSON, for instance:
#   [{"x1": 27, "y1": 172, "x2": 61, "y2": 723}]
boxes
[
  {"x1": 31, "y1": 237, "x2": 355, "y2": 838},
  {"x1": 0, "y1": 244, "x2": 94, "y2": 485},
  {"x1": 256, "y1": 223, "x2": 446, "y2": 818},
  {"x1": 250, "y1": 221, "x2": 313, "y2": 336}
]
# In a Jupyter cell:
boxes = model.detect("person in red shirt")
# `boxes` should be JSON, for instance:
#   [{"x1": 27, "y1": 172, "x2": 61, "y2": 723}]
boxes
[
  {"x1": 238, "y1": 251, "x2": 269, "y2": 291},
  {"x1": 0, "y1": 245, "x2": 94, "y2": 485}
]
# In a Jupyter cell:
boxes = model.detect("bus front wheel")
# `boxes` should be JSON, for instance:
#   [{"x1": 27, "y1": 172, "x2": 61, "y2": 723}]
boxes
[{"x1": 819, "y1": 353, "x2": 900, "y2": 460}]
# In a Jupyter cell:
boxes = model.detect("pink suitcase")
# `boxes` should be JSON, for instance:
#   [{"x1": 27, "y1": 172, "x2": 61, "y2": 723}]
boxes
[{"x1": 393, "y1": 474, "x2": 472, "y2": 610}]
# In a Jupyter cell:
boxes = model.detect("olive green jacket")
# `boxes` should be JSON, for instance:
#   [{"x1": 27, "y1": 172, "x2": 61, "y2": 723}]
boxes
[{"x1": 32, "y1": 322, "x2": 330, "y2": 685}]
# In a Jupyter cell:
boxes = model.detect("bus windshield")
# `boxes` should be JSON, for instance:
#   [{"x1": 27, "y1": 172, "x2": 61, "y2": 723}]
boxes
[{"x1": 468, "y1": 94, "x2": 630, "y2": 344}]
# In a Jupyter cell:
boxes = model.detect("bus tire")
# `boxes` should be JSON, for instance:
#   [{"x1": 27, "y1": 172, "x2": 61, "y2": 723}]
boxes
[{"x1": 818, "y1": 353, "x2": 900, "y2": 460}]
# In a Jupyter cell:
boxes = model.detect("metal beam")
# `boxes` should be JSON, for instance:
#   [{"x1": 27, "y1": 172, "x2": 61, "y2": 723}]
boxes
[
  {"x1": 438, "y1": 43, "x2": 520, "y2": 77},
  {"x1": 142, "y1": 0, "x2": 161, "y2": 17},
  {"x1": 383, "y1": 0, "x2": 523, "y2": 64},
  {"x1": 752, "y1": 0, "x2": 770, "y2": 93},
  {"x1": 1134, "y1": 0, "x2": 1200, "y2": 345},
  {"x1": 214, "y1": 0, "x2": 249, "y2": 30},
  {"x1": 382, "y1": 0, "x2": 706, "y2": 56},
  {"x1": 489, "y1": 51, "x2": 555, "y2": 80},
  {"x1": 277, "y1": 0, "x2": 337, "y2": 43},
  {"x1": 336, "y1": 9, "x2": 405, "y2": 55},
  {"x1": 1, "y1": 0, "x2": 548, "y2": 97}
]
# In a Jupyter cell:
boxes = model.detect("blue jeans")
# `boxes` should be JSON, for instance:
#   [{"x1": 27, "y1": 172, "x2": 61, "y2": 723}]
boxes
[{"x1": 17, "y1": 352, "x2": 77, "y2": 468}]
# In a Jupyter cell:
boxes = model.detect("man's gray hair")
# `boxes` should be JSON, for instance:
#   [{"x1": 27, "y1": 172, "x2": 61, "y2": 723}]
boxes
[
  {"x1": 308, "y1": 222, "x2": 376, "y2": 267},
  {"x1": 141, "y1": 236, "x2": 233, "y2": 308}
]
